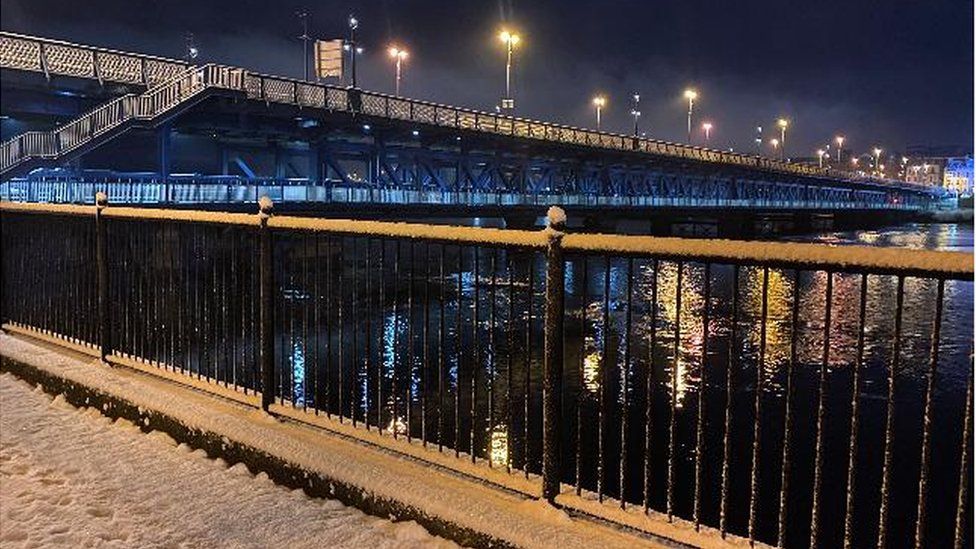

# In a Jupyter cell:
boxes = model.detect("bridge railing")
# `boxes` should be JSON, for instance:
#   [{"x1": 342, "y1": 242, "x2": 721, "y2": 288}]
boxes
[
  {"x1": 1, "y1": 197, "x2": 971, "y2": 547},
  {"x1": 0, "y1": 31, "x2": 942, "y2": 198},
  {"x1": 0, "y1": 172, "x2": 928, "y2": 211}
]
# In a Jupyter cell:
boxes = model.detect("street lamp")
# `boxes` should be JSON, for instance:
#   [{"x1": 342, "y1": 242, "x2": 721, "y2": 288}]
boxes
[
  {"x1": 702, "y1": 122, "x2": 713, "y2": 144},
  {"x1": 631, "y1": 93, "x2": 641, "y2": 136},
  {"x1": 755, "y1": 126, "x2": 763, "y2": 155},
  {"x1": 296, "y1": 11, "x2": 310, "y2": 80},
  {"x1": 770, "y1": 138, "x2": 780, "y2": 157},
  {"x1": 592, "y1": 95, "x2": 606, "y2": 131},
  {"x1": 498, "y1": 30, "x2": 521, "y2": 112},
  {"x1": 684, "y1": 89, "x2": 697, "y2": 143},
  {"x1": 817, "y1": 149, "x2": 826, "y2": 168},
  {"x1": 873, "y1": 147, "x2": 883, "y2": 177},
  {"x1": 344, "y1": 15, "x2": 363, "y2": 87},
  {"x1": 388, "y1": 46, "x2": 408, "y2": 96},
  {"x1": 835, "y1": 135, "x2": 845, "y2": 165},
  {"x1": 777, "y1": 118, "x2": 789, "y2": 161}
]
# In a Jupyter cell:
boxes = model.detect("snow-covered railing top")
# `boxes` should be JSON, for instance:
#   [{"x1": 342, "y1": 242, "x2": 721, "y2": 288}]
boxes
[
  {"x1": 1, "y1": 200, "x2": 970, "y2": 279},
  {"x1": 0, "y1": 31, "x2": 941, "y2": 197}
]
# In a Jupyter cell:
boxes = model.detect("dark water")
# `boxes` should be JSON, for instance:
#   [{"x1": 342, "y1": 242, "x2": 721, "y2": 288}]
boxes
[{"x1": 274, "y1": 222, "x2": 972, "y2": 548}]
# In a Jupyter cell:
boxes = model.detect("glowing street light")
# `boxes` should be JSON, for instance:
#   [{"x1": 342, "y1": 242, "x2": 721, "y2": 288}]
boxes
[
  {"x1": 755, "y1": 126, "x2": 763, "y2": 155},
  {"x1": 873, "y1": 147, "x2": 883, "y2": 176},
  {"x1": 702, "y1": 122, "x2": 713, "y2": 144},
  {"x1": 344, "y1": 14, "x2": 364, "y2": 87},
  {"x1": 592, "y1": 95, "x2": 607, "y2": 131},
  {"x1": 817, "y1": 149, "x2": 826, "y2": 168},
  {"x1": 770, "y1": 138, "x2": 780, "y2": 156},
  {"x1": 835, "y1": 135, "x2": 845, "y2": 165},
  {"x1": 684, "y1": 89, "x2": 698, "y2": 143},
  {"x1": 498, "y1": 30, "x2": 521, "y2": 112},
  {"x1": 777, "y1": 118, "x2": 789, "y2": 161},
  {"x1": 630, "y1": 93, "x2": 641, "y2": 136},
  {"x1": 388, "y1": 46, "x2": 408, "y2": 96}
]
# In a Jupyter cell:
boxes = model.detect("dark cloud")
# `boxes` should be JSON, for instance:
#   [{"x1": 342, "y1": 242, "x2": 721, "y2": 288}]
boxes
[{"x1": 1, "y1": 0, "x2": 971, "y2": 156}]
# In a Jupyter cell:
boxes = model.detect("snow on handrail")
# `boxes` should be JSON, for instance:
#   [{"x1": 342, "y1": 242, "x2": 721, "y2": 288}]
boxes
[
  {"x1": 268, "y1": 216, "x2": 548, "y2": 248},
  {"x1": 0, "y1": 201, "x2": 95, "y2": 216},
  {"x1": 2, "y1": 200, "x2": 969, "y2": 277},
  {"x1": 562, "y1": 232, "x2": 974, "y2": 278}
]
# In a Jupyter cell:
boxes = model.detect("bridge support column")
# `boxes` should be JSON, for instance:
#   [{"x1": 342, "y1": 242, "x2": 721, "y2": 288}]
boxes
[{"x1": 157, "y1": 124, "x2": 172, "y2": 202}]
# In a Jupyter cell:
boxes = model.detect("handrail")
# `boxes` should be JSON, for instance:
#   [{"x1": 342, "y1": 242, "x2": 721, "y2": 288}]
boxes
[
  {"x1": 2, "y1": 200, "x2": 969, "y2": 278},
  {"x1": 0, "y1": 64, "x2": 245, "y2": 173},
  {"x1": 0, "y1": 31, "x2": 941, "y2": 195}
]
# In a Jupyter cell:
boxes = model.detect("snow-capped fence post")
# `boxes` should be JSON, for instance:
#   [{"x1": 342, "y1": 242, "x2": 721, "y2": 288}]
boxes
[
  {"x1": 95, "y1": 191, "x2": 110, "y2": 362},
  {"x1": 541, "y1": 205, "x2": 566, "y2": 502},
  {"x1": 258, "y1": 195, "x2": 275, "y2": 411}
]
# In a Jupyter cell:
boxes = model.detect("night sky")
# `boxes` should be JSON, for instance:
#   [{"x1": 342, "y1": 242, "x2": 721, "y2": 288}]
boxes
[{"x1": 2, "y1": 0, "x2": 972, "y2": 157}]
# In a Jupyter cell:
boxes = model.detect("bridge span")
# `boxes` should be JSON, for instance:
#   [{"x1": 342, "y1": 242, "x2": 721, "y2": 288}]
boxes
[{"x1": 0, "y1": 32, "x2": 944, "y2": 217}]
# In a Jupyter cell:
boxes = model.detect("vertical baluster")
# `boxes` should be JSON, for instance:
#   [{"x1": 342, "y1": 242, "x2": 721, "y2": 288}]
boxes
[
  {"x1": 720, "y1": 265, "x2": 741, "y2": 537},
  {"x1": 471, "y1": 247, "x2": 480, "y2": 462},
  {"x1": 809, "y1": 271, "x2": 833, "y2": 546},
  {"x1": 422, "y1": 242, "x2": 431, "y2": 446},
  {"x1": 438, "y1": 245, "x2": 446, "y2": 452},
  {"x1": 363, "y1": 239, "x2": 372, "y2": 427},
  {"x1": 377, "y1": 242, "x2": 386, "y2": 431},
  {"x1": 577, "y1": 257, "x2": 589, "y2": 495},
  {"x1": 953, "y1": 365, "x2": 973, "y2": 549},
  {"x1": 747, "y1": 267, "x2": 770, "y2": 542},
  {"x1": 598, "y1": 256, "x2": 610, "y2": 502},
  {"x1": 620, "y1": 258, "x2": 633, "y2": 508},
  {"x1": 877, "y1": 276, "x2": 905, "y2": 549},
  {"x1": 488, "y1": 250, "x2": 497, "y2": 466},
  {"x1": 325, "y1": 235, "x2": 333, "y2": 418},
  {"x1": 524, "y1": 256, "x2": 533, "y2": 477},
  {"x1": 350, "y1": 238, "x2": 359, "y2": 423},
  {"x1": 914, "y1": 279, "x2": 945, "y2": 548},
  {"x1": 778, "y1": 270, "x2": 805, "y2": 548},
  {"x1": 407, "y1": 242, "x2": 415, "y2": 441},
  {"x1": 507, "y1": 251, "x2": 515, "y2": 473},
  {"x1": 667, "y1": 261, "x2": 683, "y2": 520},
  {"x1": 455, "y1": 246, "x2": 464, "y2": 457},
  {"x1": 643, "y1": 259, "x2": 659, "y2": 513},
  {"x1": 302, "y1": 234, "x2": 310, "y2": 409},
  {"x1": 693, "y1": 263, "x2": 712, "y2": 528},
  {"x1": 312, "y1": 235, "x2": 320, "y2": 412},
  {"x1": 337, "y1": 238, "x2": 345, "y2": 420},
  {"x1": 391, "y1": 241, "x2": 401, "y2": 438}
]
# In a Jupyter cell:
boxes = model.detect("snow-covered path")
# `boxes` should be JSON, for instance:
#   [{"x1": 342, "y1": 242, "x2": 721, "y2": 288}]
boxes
[{"x1": 0, "y1": 372, "x2": 457, "y2": 549}]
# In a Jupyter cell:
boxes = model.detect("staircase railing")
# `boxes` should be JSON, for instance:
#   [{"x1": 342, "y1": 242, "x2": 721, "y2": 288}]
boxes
[{"x1": 0, "y1": 64, "x2": 245, "y2": 174}]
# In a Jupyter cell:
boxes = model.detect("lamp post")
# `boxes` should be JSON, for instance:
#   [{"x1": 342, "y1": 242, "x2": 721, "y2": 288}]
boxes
[
  {"x1": 296, "y1": 11, "x2": 310, "y2": 81},
  {"x1": 345, "y1": 14, "x2": 362, "y2": 87},
  {"x1": 388, "y1": 46, "x2": 408, "y2": 96},
  {"x1": 684, "y1": 89, "x2": 697, "y2": 143},
  {"x1": 770, "y1": 138, "x2": 780, "y2": 157},
  {"x1": 873, "y1": 147, "x2": 883, "y2": 177},
  {"x1": 777, "y1": 118, "x2": 789, "y2": 161},
  {"x1": 631, "y1": 93, "x2": 641, "y2": 136},
  {"x1": 755, "y1": 126, "x2": 763, "y2": 155},
  {"x1": 835, "y1": 135, "x2": 845, "y2": 166},
  {"x1": 702, "y1": 122, "x2": 713, "y2": 144},
  {"x1": 183, "y1": 32, "x2": 199, "y2": 63},
  {"x1": 499, "y1": 30, "x2": 521, "y2": 112},
  {"x1": 592, "y1": 95, "x2": 606, "y2": 130},
  {"x1": 817, "y1": 149, "x2": 826, "y2": 168}
]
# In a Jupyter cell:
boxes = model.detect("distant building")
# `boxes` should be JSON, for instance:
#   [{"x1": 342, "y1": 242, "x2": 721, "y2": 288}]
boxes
[
  {"x1": 943, "y1": 156, "x2": 974, "y2": 196},
  {"x1": 904, "y1": 157, "x2": 945, "y2": 186}
]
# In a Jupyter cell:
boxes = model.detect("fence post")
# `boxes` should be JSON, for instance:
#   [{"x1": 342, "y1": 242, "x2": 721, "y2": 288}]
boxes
[
  {"x1": 95, "y1": 191, "x2": 110, "y2": 362},
  {"x1": 542, "y1": 205, "x2": 566, "y2": 502},
  {"x1": 258, "y1": 196, "x2": 275, "y2": 411}
]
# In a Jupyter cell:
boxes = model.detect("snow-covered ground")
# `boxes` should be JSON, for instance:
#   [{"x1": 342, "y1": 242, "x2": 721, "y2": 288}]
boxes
[{"x1": 0, "y1": 372, "x2": 457, "y2": 548}]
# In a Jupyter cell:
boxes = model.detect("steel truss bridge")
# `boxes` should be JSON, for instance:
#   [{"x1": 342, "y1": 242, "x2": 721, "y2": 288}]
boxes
[{"x1": 0, "y1": 32, "x2": 944, "y2": 211}]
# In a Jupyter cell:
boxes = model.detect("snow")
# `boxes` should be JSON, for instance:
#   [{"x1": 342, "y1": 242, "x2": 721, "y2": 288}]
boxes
[
  {"x1": 1, "y1": 332, "x2": 688, "y2": 548},
  {"x1": 0, "y1": 201, "x2": 94, "y2": 217},
  {"x1": 561, "y1": 232, "x2": 974, "y2": 277},
  {"x1": 0, "y1": 371, "x2": 456, "y2": 549},
  {"x1": 269, "y1": 216, "x2": 549, "y2": 249}
]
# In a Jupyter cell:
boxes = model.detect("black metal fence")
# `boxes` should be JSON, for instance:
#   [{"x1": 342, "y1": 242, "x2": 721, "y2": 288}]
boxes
[{"x1": 1, "y1": 197, "x2": 972, "y2": 549}]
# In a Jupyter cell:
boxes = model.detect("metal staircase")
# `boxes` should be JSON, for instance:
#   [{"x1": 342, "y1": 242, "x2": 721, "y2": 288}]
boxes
[{"x1": 0, "y1": 64, "x2": 245, "y2": 177}]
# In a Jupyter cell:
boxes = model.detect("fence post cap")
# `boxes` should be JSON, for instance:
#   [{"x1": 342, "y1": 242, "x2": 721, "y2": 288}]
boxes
[
  {"x1": 95, "y1": 191, "x2": 108, "y2": 209},
  {"x1": 545, "y1": 205, "x2": 566, "y2": 232},
  {"x1": 257, "y1": 195, "x2": 274, "y2": 219}
]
